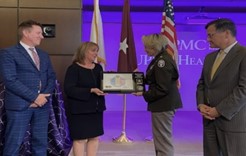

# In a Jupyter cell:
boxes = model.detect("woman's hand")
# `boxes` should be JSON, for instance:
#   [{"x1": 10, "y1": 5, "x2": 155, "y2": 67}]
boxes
[
  {"x1": 91, "y1": 88, "x2": 107, "y2": 96},
  {"x1": 132, "y1": 92, "x2": 143, "y2": 96}
]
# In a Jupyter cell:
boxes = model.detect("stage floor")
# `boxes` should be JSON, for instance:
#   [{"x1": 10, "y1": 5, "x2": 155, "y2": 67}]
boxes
[{"x1": 97, "y1": 111, "x2": 203, "y2": 156}]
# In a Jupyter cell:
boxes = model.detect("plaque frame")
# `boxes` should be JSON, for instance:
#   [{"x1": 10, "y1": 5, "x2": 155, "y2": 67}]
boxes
[{"x1": 101, "y1": 72, "x2": 145, "y2": 93}]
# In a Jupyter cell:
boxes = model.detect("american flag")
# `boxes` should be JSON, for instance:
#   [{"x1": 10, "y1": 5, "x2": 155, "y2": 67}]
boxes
[{"x1": 161, "y1": 0, "x2": 178, "y2": 65}]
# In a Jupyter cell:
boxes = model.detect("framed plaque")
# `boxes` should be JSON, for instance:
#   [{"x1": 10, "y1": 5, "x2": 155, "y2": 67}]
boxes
[{"x1": 101, "y1": 72, "x2": 145, "y2": 93}]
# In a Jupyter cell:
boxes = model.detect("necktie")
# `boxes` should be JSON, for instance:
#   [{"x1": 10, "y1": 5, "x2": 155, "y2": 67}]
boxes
[
  {"x1": 29, "y1": 48, "x2": 40, "y2": 70},
  {"x1": 210, "y1": 50, "x2": 226, "y2": 79}
]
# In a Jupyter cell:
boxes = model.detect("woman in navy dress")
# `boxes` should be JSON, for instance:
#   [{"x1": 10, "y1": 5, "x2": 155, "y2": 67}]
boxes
[{"x1": 64, "y1": 42, "x2": 106, "y2": 156}]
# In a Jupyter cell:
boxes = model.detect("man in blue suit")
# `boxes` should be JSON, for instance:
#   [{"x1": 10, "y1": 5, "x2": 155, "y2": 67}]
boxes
[{"x1": 0, "y1": 20, "x2": 56, "y2": 156}]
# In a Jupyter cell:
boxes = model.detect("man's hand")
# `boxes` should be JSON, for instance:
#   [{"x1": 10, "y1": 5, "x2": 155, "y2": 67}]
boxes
[
  {"x1": 207, "y1": 107, "x2": 220, "y2": 118},
  {"x1": 29, "y1": 103, "x2": 39, "y2": 108},
  {"x1": 34, "y1": 94, "x2": 50, "y2": 107},
  {"x1": 198, "y1": 104, "x2": 216, "y2": 120}
]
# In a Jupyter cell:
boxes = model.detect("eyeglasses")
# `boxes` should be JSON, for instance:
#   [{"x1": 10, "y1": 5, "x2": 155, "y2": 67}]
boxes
[{"x1": 207, "y1": 32, "x2": 217, "y2": 38}]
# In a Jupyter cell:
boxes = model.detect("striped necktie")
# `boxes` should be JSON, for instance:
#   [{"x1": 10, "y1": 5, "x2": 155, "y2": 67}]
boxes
[
  {"x1": 29, "y1": 48, "x2": 40, "y2": 70},
  {"x1": 210, "y1": 50, "x2": 226, "y2": 79}
]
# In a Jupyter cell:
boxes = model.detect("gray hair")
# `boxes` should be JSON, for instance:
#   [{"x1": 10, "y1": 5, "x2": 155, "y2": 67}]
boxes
[{"x1": 142, "y1": 33, "x2": 168, "y2": 52}]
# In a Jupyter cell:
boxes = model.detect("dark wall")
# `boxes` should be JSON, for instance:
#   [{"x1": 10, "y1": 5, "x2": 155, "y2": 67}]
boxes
[{"x1": 0, "y1": 0, "x2": 81, "y2": 87}]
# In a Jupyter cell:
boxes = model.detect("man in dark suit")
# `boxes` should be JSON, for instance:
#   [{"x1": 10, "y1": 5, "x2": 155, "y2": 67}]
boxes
[
  {"x1": 0, "y1": 20, "x2": 56, "y2": 156},
  {"x1": 196, "y1": 18, "x2": 246, "y2": 156}
]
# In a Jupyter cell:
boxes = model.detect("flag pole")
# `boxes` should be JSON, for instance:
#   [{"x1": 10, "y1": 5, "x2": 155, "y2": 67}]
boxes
[
  {"x1": 114, "y1": 0, "x2": 137, "y2": 143},
  {"x1": 113, "y1": 94, "x2": 132, "y2": 143}
]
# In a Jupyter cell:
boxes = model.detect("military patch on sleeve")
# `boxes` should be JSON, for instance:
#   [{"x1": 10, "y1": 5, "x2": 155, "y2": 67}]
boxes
[{"x1": 157, "y1": 59, "x2": 165, "y2": 68}]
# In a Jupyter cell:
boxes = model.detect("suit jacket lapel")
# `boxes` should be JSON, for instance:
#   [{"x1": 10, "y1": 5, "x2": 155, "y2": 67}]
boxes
[{"x1": 17, "y1": 44, "x2": 40, "y2": 71}]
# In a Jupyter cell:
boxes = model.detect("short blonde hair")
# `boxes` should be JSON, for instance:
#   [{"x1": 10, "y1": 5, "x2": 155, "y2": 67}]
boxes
[
  {"x1": 72, "y1": 42, "x2": 99, "y2": 64},
  {"x1": 142, "y1": 33, "x2": 168, "y2": 52}
]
